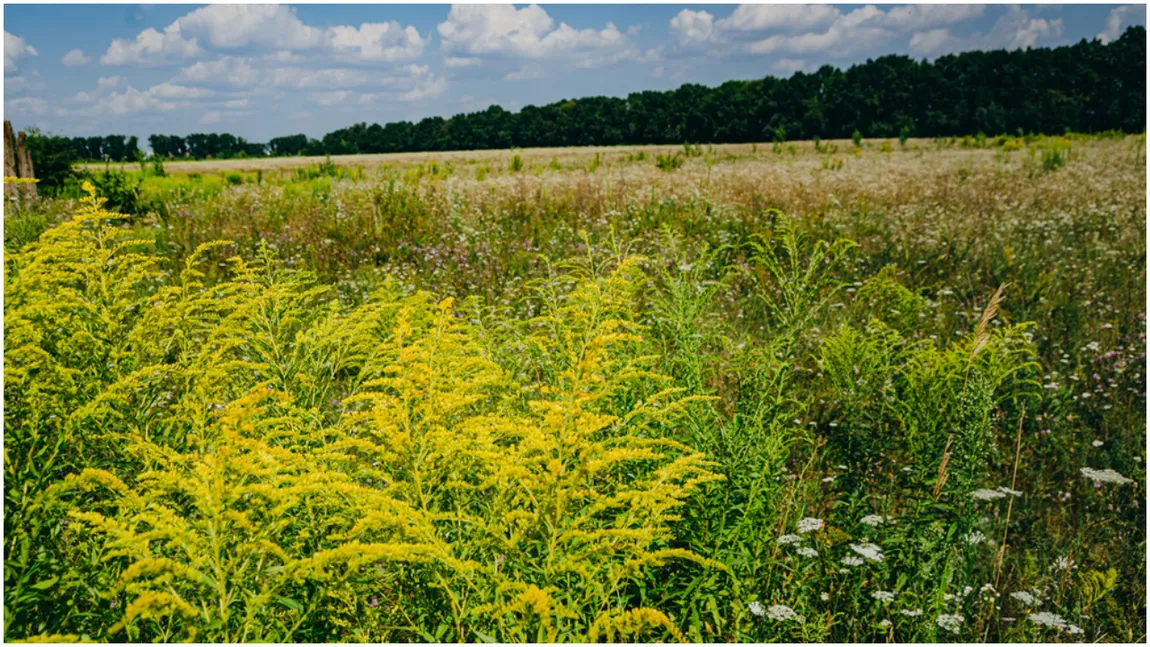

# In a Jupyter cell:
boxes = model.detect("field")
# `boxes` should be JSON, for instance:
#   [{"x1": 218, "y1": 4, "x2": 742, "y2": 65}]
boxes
[{"x1": 5, "y1": 134, "x2": 1147, "y2": 642}]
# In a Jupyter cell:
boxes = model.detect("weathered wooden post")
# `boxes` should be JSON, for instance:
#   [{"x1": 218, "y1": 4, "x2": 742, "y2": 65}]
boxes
[
  {"x1": 16, "y1": 129, "x2": 37, "y2": 199},
  {"x1": 4, "y1": 120, "x2": 17, "y2": 199}
]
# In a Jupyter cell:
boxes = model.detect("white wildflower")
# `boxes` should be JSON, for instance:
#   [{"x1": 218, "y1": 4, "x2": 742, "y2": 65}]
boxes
[
  {"x1": 849, "y1": 542, "x2": 884, "y2": 562},
  {"x1": 842, "y1": 556, "x2": 864, "y2": 567},
  {"x1": 936, "y1": 613, "x2": 964, "y2": 634},
  {"x1": 1051, "y1": 556, "x2": 1075, "y2": 571},
  {"x1": 1029, "y1": 611, "x2": 1067, "y2": 628},
  {"x1": 1092, "y1": 440, "x2": 1104, "y2": 447},
  {"x1": 1010, "y1": 591, "x2": 1036, "y2": 606},
  {"x1": 1066, "y1": 625, "x2": 1084, "y2": 635},
  {"x1": 748, "y1": 601, "x2": 765, "y2": 617},
  {"x1": 872, "y1": 591, "x2": 895, "y2": 603},
  {"x1": 777, "y1": 534, "x2": 803, "y2": 545},
  {"x1": 797, "y1": 546, "x2": 819, "y2": 558},
  {"x1": 971, "y1": 488, "x2": 1007, "y2": 501},
  {"x1": 996, "y1": 486, "x2": 1023, "y2": 496},
  {"x1": 820, "y1": 592, "x2": 830, "y2": 602},
  {"x1": 861, "y1": 514, "x2": 886, "y2": 527},
  {"x1": 901, "y1": 608, "x2": 923, "y2": 617},
  {"x1": 766, "y1": 605, "x2": 803, "y2": 622},
  {"x1": 797, "y1": 517, "x2": 824, "y2": 533},
  {"x1": 1080, "y1": 467, "x2": 1134, "y2": 485},
  {"x1": 965, "y1": 530, "x2": 987, "y2": 545},
  {"x1": 880, "y1": 619, "x2": 892, "y2": 627}
]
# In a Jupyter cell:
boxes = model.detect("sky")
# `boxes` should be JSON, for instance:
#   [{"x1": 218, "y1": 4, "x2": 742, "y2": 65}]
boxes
[{"x1": 3, "y1": 3, "x2": 1145, "y2": 143}]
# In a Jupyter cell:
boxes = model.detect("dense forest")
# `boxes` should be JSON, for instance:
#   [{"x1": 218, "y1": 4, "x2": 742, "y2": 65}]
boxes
[{"x1": 28, "y1": 27, "x2": 1147, "y2": 165}]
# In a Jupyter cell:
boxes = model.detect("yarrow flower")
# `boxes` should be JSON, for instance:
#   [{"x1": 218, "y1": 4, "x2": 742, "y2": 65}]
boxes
[
  {"x1": 766, "y1": 605, "x2": 803, "y2": 622},
  {"x1": 842, "y1": 555, "x2": 864, "y2": 567},
  {"x1": 1029, "y1": 611, "x2": 1067, "y2": 628},
  {"x1": 748, "y1": 601, "x2": 765, "y2": 617},
  {"x1": 880, "y1": 619, "x2": 892, "y2": 627},
  {"x1": 797, "y1": 546, "x2": 819, "y2": 558},
  {"x1": 996, "y1": 486, "x2": 1023, "y2": 496},
  {"x1": 861, "y1": 514, "x2": 886, "y2": 527},
  {"x1": 1010, "y1": 591, "x2": 1036, "y2": 606},
  {"x1": 872, "y1": 590, "x2": 895, "y2": 603},
  {"x1": 849, "y1": 542, "x2": 884, "y2": 562},
  {"x1": 1080, "y1": 467, "x2": 1134, "y2": 485},
  {"x1": 797, "y1": 517, "x2": 824, "y2": 533},
  {"x1": 901, "y1": 608, "x2": 923, "y2": 617},
  {"x1": 965, "y1": 530, "x2": 987, "y2": 545},
  {"x1": 971, "y1": 488, "x2": 1007, "y2": 501},
  {"x1": 936, "y1": 613, "x2": 964, "y2": 634},
  {"x1": 777, "y1": 534, "x2": 803, "y2": 545}
]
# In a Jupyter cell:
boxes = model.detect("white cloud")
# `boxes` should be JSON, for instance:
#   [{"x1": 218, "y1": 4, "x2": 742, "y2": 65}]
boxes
[
  {"x1": 224, "y1": 98, "x2": 249, "y2": 109},
  {"x1": 1098, "y1": 6, "x2": 1135, "y2": 44},
  {"x1": 438, "y1": 4, "x2": 637, "y2": 66},
  {"x1": 79, "y1": 85, "x2": 179, "y2": 117},
  {"x1": 149, "y1": 82, "x2": 214, "y2": 100},
  {"x1": 101, "y1": 5, "x2": 427, "y2": 66},
  {"x1": 909, "y1": 28, "x2": 951, "y2": 55},
  {"x1": 445, "y1": 56, "x2": 482, "y2": 68},
  {"x1": 679, "y1": 4, "x2": 985, "y2": 58},
  {"x1": 328, "y1": 21, "x2": 426, "y2": 62},
  {"x1": 175, "y1": 56, "x2": 261, "y2": 88},
  {"x1": 716, "y1": 5, "x2": 839, "y2": 33},
  {"x1": 397, "y1": 64, "x2": 446, "y2": 101},
  {"x1": 6, "y1": 96, "x2": 50, "y2": 113},
  {"x1": 981, "y1": 6, "x2": 1063, "y2": 50},
  {"x1": 62, "y1": 49, "x2": 91, "y2": 67},
  {"x1": 1009, "y1": 17, "x2": 1062, "y2": 49},
  {"x1": 670, "y1": 9, "x2": 716, "y2": 45},
  {"x1": 199, "y1": 110, "x2": 222, "y2": 125},
  {"x1": 504, "y1": 63, "x2": 544, "y2": 81},
  {"x1": 101, "y1": 25, "x2": 202, "y2": 66},
  {"x1": 773, "y1": 58, "x2": 806, "y2": 74},
  {"x1": 174, "y1": 5, "x2": 325, "y2": 50},
  {"x1": 5, "y1": 31, "x2": 38, "y2": 74}
]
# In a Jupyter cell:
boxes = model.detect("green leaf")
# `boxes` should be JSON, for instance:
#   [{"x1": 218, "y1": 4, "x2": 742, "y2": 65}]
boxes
[{"x1": 31, "y1": 577, "x2": 59, "y2": 590}]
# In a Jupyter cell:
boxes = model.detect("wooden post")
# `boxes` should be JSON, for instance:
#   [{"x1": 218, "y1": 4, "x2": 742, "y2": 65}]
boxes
[
  {"x1": 15, "y1": 130, "x2": 37, "y2": 199},
  {"x1": 4, "y1": 121, "x2": 16, "y2": 199}
]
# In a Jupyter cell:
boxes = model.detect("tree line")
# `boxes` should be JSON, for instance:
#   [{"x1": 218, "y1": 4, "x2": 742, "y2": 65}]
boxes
[{"x1": 30, "y1": 26, "x2": 1147, "y2": 166}]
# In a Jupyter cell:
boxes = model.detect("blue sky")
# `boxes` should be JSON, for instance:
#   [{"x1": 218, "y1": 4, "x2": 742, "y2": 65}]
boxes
[{"x1": 3, "y1": 4, "x2": 1145, "y2": 143}]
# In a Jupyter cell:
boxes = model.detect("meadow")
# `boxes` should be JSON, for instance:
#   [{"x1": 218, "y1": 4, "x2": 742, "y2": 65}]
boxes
[{"x1": 4, "y1": 133, "x2": 1146, "y2": 642}]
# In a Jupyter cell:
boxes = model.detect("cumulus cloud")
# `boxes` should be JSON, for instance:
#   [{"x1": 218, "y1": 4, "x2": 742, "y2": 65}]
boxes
[
  {"x1": 149, "y1": 81, "x2": 214, "y2": 100},
  {"x1": 175, "y1": 56, "x2": 262, "y2": 88},
  {"x1": 174, "y1": 5, "x2": 325, "y2": 50},
  {"x1": 672, "y1": 4, "x2": 987, "y2": 59},
  {"x1": 715, "y1": 5, "x2": 840, "y2": 34},
  {"x1": 100, "y1": 5, "x2": 426, "y2": 66},
  {"x1": 5, "y1": 31, "x2": 38, "y2": 74},
  {"x1": 1098, "y1": 6, "x2": 1136, "y2": 44},
  {"x1": 78, "y1": 85, "x2": 179, "y2": 117},
  {"x1": 909, "y1": 28, "x2": 952, "y2": 55},
  {"x1": 670, "y1": 10, "x2": 716, "y2": 45},
  {"x1": 437, "y1": 4, "x2": 638, "y2": 66},
  {"x1": 101, "y1": 25, "x2": 202, "y2": 66},
  {"x1": 328, "y1": 21, "x2": 427, "y2": 62},
  {"x1": 62, "y1": 49, "x2": 91, "y2": 67}
]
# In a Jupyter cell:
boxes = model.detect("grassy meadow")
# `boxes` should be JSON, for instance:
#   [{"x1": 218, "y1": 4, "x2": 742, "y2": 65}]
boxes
[{"x1": 4, "y1": 134, "x2": 1146, "y2": 642}]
